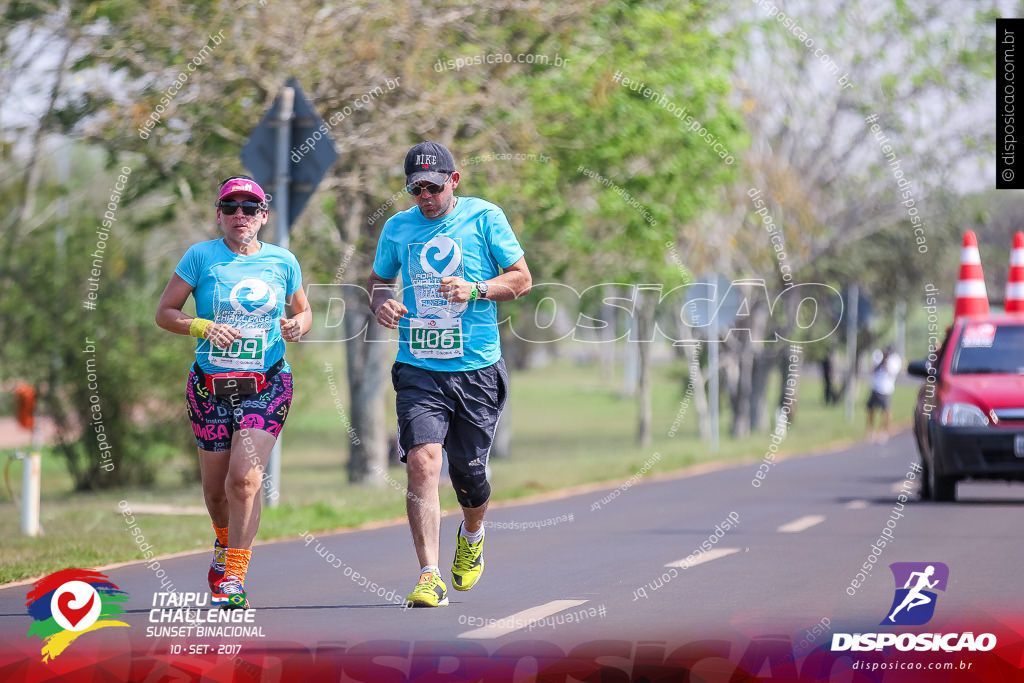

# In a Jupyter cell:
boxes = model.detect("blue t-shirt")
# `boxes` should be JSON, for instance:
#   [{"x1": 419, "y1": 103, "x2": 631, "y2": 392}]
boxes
[
  {"x1": 175, "y1": 239, "x2": 303, "y2": 374},
  {"x1": 372, "y1": 196, "x2": 525, "y2": 371}
]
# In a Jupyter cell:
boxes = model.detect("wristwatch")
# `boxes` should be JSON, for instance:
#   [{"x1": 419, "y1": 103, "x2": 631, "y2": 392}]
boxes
[{"x1": 476, "y1": 281, "x2": 489, "y2": 300}]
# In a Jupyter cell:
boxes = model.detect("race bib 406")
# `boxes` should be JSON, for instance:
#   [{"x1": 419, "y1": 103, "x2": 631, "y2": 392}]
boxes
[{"x1": 409, "y1": 318, "x2": 463, "y2": 359}]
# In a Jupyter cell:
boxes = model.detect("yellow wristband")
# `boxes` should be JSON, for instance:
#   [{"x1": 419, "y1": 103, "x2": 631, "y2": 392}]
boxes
[{"x1": 189, "y1": 318, "x2": 213, "y2": 339}]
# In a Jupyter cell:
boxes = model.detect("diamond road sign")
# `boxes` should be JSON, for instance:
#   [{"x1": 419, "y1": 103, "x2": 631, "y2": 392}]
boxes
[{"x1": 240, "y1": 77, "x2": 339, "y2": 226}]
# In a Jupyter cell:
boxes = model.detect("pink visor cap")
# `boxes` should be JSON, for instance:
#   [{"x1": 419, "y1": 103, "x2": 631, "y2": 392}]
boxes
[{"x1": 218, "y1": 178, "x2": 267, "y2": 203}]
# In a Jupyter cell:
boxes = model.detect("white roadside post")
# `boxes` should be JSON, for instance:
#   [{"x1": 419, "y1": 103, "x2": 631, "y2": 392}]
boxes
[{"x1": 21, "y1": 422, "x2": 42, "y2": 536}]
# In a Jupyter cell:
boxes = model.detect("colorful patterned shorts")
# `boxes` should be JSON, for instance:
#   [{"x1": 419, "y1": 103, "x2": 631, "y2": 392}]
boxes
[{"x1": 186, "y1": 368, "x2": 293, "y2": 452}]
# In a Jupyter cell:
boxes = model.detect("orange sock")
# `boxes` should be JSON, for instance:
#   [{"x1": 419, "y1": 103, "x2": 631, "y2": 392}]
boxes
[
  {"x1": 213, "y1": 525, "x2": 229, "y2": 547},
  {"x1": 224, "y1": 548, "x2": 252, "y2": 584}
]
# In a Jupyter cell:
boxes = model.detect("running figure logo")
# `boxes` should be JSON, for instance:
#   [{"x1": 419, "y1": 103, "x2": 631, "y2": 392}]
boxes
[{"x1": 882, "y1": 562, "x2": 949, "y2": 626}]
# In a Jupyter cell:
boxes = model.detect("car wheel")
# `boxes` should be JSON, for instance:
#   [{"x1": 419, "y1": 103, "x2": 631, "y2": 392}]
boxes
[
  {"x1": 919, "y1": 458, "x2": 932, "y2": 500},
  {"x1": 929, "y1": 464, "x2": 956, "y2": 502}
]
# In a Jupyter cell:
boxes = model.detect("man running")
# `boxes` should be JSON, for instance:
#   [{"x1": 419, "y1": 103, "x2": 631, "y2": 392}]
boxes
[
  {"x1": 156, "y1": 175, "x2": 311, "y2": 608},
  {"x1": 368, "y1": 141, "x2": 532, "y2": 607}
]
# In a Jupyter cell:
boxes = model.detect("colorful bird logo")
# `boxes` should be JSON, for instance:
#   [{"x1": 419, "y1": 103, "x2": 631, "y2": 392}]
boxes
[{"x1": 25, "y1": 568, "x2": 129, "y2": 662}]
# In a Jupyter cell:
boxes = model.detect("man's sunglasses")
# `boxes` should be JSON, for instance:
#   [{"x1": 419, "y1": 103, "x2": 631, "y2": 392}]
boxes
[
  {"x1": 406, "y1": 176, "x2": 450, "y2": 196},
  {"x1": 217, "y1": 200, "x2": 265, "y2": 216}
]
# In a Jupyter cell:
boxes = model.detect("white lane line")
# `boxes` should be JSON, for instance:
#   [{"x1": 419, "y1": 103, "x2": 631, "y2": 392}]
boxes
[
  {"x1": 777, "y1": 515, "x2": 825, "y2": 533},
  {"x1": 458, "y1": 599, "x2": 588, "y2": 639},
  {"x1": 845, "y1": 500, "x2": 869, "y2": 510},
  {"x1": 665, "y1": 547, "x2": 742, "y2": 569}
]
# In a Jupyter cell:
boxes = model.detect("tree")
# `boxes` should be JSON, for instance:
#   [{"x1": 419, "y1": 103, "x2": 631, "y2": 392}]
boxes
[
  {"x1": 703, "y1": 0, "x2": 997, "y2": 435},
  {"x1": 0, "y1": 149, "x2": 194, "y2": 489},
  {"x1": 517, "y1": 0, "x2": 745, "y2": 445},
  {"x1": 15, "y1": 0, "x2": 598, "y2": 483}
]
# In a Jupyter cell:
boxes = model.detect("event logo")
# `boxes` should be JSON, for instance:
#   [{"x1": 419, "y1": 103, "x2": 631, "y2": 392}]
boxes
[
  {"x1": 882, "y1": 562, "x2": 949, "y2": 626},
  {"x1": 831, "y1": 561, "x2": 994, "y2": 653},
  {"x1": 25, "y1": 569, "x2": 129, "y2": 662},
  {"x1": 229, "y1": 278, "x2": 277, "y2": 316},
  {"x1": 420, "y1": 235, "x2": 462, "y2": 278}
]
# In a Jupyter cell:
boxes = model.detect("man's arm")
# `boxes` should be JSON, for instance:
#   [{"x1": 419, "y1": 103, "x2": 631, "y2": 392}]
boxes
[
  {"x1": 368, "y1": 270, "x2": 408, "y2": 329},
  {"x1": 438, "y1": 257, "x2": 533, "y2": 303},
  {"x1": 483, "y1": 257, "x2": 532, "y2": 302}
]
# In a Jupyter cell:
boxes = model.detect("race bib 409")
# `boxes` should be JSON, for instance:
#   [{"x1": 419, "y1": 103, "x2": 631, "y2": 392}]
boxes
[{"x1": 209, "y1": 328, "x2": 267, "y2": 369}]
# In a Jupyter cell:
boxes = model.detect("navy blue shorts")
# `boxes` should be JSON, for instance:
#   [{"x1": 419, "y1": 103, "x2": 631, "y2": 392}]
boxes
[
  {"x1": 866, "y1": 390, "x2": 891, "y2": 412},
  {"x1": 391, "y1": 359, "x2": 508, "y2": 472}
]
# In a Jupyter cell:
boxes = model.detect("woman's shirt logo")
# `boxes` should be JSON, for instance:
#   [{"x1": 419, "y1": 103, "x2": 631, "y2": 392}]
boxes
[{"x1": 229, "y1": 278, "x2": 277, "y2": 316}]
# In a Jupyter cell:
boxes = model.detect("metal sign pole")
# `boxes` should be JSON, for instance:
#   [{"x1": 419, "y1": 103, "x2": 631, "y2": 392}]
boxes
[
  {"x1": 242, "y1": 78, "x2": 338, "y2": 505},
  {"x1": 265, "y1": 87, "x2": 294, "y2": 508}
]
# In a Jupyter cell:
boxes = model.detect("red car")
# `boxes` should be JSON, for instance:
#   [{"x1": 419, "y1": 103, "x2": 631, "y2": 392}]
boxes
[{"x1": 908, "y1": 314, "x2": 1024, "y2": 501}]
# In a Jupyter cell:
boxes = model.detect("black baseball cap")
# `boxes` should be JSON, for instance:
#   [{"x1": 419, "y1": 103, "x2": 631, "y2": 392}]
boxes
[{"x1": 405, "y1": 141, "x2": 456, "y2": 186}]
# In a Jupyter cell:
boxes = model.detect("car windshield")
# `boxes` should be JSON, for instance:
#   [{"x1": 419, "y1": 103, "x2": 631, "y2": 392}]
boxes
[{"x1": 952, "y1": 322, "x2": 1024, "y2": 374}]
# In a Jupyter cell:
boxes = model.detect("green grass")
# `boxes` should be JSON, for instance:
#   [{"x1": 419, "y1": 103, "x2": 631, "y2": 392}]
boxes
[{"x1": 0, "y1": 348, "x2": 916, "y2": 584}]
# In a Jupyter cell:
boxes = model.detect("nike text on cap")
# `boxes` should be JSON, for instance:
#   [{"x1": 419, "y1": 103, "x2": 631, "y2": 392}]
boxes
[{"x1": 405, "y1": 141, "x2": 456, "y2": 186}]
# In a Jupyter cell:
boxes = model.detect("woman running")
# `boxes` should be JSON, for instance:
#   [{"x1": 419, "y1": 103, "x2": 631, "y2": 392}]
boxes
[{"x1": 156, "y1": 175, "x2": 310, "y2": 608}]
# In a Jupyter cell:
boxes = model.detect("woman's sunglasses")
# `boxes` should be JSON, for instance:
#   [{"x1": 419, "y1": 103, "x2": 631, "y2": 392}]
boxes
[
  {"x1": 406, "y1": 176, "x2": 450, "y2": 196},
  {"x1": 217, "y1": 200, "x2": 265, "y2": 216}
]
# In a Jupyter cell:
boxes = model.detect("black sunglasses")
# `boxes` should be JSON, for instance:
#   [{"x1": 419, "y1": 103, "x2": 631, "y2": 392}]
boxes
[
  {"x1": 218, "y1": 200, "x2": 265, "y2": 216},
  {"x1": 406, "y1": 176, "x2": 450, "y2": 196}
]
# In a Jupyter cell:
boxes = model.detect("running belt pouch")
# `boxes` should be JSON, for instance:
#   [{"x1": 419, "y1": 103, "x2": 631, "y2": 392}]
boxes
[{"x1": 210, "y1": 374, "x2": 260, "y2": 396}]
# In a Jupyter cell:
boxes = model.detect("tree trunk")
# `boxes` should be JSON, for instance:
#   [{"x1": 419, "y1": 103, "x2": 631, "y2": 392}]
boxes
[
  {"x1": 731, "y1": 295, "x2": 772, "y2": 438},
  {"x1": 748, "y1": 352, "x2": 772, "y2": 432},
  {"x1": 339, "y1": 190, "x2": 387, "y2": 486},
  {"x1": 778, "y1": 346, "x2": 801, "y2": 426},
  {"x1": 344, "y1": 299, "x2": 388, "y2": 485},
  {"x1": 500, "y1": 325, "x2": 530, "y2": 371},
  {"x1": 492, "y1": 400, "x2": 512, "y2": 459},
  {"x1": 16, "y1": 11, "x2": 72, "y2": 227},
  {"x1": 601, "y1": 296, "x2": 617, "y2": 383},
  {"x1": 681, "y1": 341, "x2": 710, "y2": 441},
  {"x1": 722, "y1": 347, "x2": 741, "y2": 436},
  {"x1": 731, "y1": 341, "x2": 752, "y2": 439},
  {"x1": 636, "y1": 289, "x2": 654, "y2": 446},
  {"x1": 490, "y1": 326, "x2": 519, "y2": 459},
  {"x1": 622, "y1": 311, "x2": 639, "y2": 399}
]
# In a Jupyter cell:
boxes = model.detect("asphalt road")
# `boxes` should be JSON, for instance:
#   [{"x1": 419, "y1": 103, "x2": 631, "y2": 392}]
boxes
[{"x1": 3, "y1": 430, "x2": 1024, "y2": 680}]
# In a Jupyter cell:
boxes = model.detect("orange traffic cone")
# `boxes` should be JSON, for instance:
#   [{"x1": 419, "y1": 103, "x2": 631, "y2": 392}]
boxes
[
  {"x1": 1007, "y1": 231, "x2": 1024, "y2": 314},
  {"x1": 954, "y1": 231, "x2": 989, "y2": 318}
]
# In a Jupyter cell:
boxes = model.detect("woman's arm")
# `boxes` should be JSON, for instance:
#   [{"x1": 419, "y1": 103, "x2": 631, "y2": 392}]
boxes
[
  {"x1": 155, "y1": 273, "x2": 199, "y2": 335},
  {"x1": 281, "y1": 286, "x2": 312, "y2": 341},
  {"x1": 156, "y1": 273, "x2": 239, "y2": 348}
]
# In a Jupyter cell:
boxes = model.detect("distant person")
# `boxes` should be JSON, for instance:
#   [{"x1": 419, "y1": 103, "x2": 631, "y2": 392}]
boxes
[
  {"x1": 866, "y1": 345, "x2": 901, "y2": 442},
  {"x1": 821, "y1": 351, "x2": 838, "y2": 405},
  {"x1": 367, "y1": 141, "x2": 532, "y2": 607},
  {"x1": 156, "y1": 175, "x2": 311, "y2": 609}
]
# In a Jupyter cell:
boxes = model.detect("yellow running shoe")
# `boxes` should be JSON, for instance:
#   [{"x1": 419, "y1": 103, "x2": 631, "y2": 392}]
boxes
[
  {"x1": 451, "y1": 522, "x2": 484, "y2": 592},
  {"x1": 406, "y1": 570, "x2": 449, "y2": 607}
]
